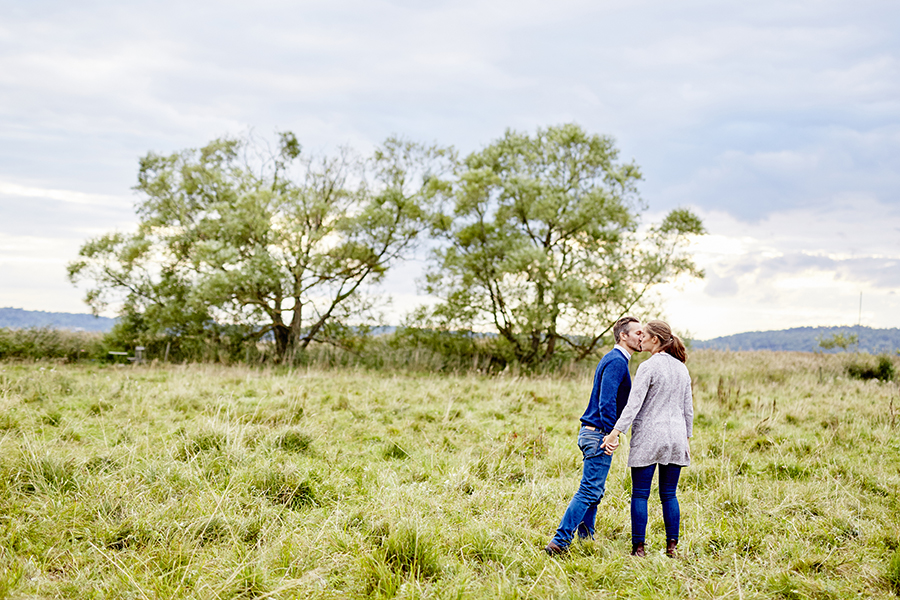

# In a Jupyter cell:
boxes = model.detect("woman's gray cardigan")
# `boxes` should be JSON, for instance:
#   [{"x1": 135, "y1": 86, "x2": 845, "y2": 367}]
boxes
[{"x1": 612, "y1": 352, "x2": 694, "y2": 468}]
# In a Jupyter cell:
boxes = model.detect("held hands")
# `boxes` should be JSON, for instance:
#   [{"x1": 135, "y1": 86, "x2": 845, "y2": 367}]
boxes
[{"x1": 600, "y1": 429, "x2": 621, "y2": 455}]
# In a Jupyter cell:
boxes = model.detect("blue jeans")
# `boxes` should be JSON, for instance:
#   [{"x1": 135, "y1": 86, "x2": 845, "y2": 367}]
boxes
[
  {"x1": 550, "y1": 428, "x2": 613, "y2": 548},
  {"x1": 630, "y1": 463, "x2": 682, "y2": 544}
]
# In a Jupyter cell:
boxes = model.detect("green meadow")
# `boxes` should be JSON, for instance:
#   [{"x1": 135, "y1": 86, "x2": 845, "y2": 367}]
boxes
[{"x1": 1, "y1": 351, "x2": 898, "y2": 599}]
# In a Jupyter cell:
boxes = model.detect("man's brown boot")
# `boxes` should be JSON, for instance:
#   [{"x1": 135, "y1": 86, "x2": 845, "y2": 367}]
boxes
[
  {"x1": 544, "y1": 541, "x2": 567, "y2": 556},
  {"x1": 665, "y1": 539, "x2": 677, "y2": 557},
  {"x1": 631, "y1": 542, "x2": 645, "y2": 557}
]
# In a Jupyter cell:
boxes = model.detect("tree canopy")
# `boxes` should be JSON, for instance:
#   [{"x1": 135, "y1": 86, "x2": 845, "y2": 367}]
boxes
[
  {"x1": 423, "y1": 124, "x2": 705, "y2": 365},
  {"x1": 68, "y1": 133, "x2": 451, "y2": 360},
  {"x1": 817, "y1": 332, "x2": 859, "y2": 352},
  {"x1": 68, "y1": 124, "x2": 705, "y2": 366}
]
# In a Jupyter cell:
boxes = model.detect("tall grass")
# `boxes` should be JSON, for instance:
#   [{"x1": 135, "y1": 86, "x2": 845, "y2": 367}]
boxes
[{"x1": 0, "y1": 351, "x2": 898, "y2": 598}]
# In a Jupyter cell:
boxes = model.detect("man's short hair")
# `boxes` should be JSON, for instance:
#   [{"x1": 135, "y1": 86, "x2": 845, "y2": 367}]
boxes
[{"x1": 613, "y1": 316, "x2": 639, "y2": 343}]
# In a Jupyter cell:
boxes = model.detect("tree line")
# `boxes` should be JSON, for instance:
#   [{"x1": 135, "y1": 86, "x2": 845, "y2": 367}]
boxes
[{"x1": 67, "y1": 124, "x2": 706, "y2": 368}]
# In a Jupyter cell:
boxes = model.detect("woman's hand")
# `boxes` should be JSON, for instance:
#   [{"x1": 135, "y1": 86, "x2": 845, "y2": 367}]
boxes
[{"x1": 601, "y1": 429, "x2": 621, "y2": 455}]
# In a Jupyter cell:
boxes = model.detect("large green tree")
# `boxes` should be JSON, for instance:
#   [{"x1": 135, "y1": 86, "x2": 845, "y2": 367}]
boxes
[
  {"x1": 424, "y1": 124, "x2": 705, "y2": 365},
  {"x1": 68, "y1": 133, "x2": 450, "y2": 359}
]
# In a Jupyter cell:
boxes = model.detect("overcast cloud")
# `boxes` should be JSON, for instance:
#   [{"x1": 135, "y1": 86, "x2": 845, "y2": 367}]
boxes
[{"x1": 1, "y1": 0, "x2": 898, "y2": 339}]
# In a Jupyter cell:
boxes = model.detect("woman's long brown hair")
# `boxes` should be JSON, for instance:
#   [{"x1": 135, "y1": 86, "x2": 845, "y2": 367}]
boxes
[{"x1": 644, "y1": 320, "x2": 687, "y2": 363}]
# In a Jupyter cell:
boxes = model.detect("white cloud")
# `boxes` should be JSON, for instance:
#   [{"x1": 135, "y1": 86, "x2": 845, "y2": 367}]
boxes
[
  {"x1": 0, "y1": 0, "x2": 899, "y2": 335},
  {"x1": 0, "y1": 231, "x2": 85, "y2": 264},
  {"x1": 658, "y1": 198, "x2": 900, "y2": 338},
  {"x1": 0, "y1": 180, "x2": 128, "y2": 207}
]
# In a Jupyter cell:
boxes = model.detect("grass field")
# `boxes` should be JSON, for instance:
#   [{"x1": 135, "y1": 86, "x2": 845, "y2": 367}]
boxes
[{"x1": 1, "y1": 351, "x2": 899, "y2": 599}]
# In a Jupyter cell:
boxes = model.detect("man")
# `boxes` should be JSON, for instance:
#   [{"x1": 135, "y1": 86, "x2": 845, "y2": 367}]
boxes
[{"x1": 545, "y1": 316, "x2": 643, "y2": 555}]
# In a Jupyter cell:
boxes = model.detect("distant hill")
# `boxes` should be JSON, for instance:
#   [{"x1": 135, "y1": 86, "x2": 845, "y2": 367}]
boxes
[
  {"x1": 0, "y1": 307, "x2": 116, "y2": 332},
  {"x1": 3, "y1": 309, "x2": 899, "y2": 353},
  {"x1": 691, "y1": 326, "x2": 900, "y2": 354}
]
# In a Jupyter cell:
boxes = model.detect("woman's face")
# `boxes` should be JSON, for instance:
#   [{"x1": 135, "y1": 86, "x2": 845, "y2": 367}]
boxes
[{"x1": 641, "y1": 330, "x2": 661, "y2": 353}]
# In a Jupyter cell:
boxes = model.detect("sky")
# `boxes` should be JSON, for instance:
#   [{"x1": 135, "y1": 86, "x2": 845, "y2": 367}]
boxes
[{"x1": 1, "y1": 0, "x2": 898, "y2": 340}]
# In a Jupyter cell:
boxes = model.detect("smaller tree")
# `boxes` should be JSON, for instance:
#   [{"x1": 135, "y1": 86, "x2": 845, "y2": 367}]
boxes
[{"x1": 817, "y1": 332, "x2": 858, "y2": 352}]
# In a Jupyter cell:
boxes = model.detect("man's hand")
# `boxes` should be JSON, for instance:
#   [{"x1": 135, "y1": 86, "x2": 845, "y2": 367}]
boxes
[{"x1": 600, "y1": 429, "x2": 621, "y2": 455}]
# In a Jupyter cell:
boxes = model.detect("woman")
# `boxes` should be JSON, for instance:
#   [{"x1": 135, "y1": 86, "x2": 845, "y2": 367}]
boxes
[{"x1": 601, "y1": 320, "x2": 693, "y2": 557}]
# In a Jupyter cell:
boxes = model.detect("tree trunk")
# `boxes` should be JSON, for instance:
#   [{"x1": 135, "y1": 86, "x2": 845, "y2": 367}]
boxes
[
  {"x1": 288, "y1": 299, "x2": 304, "y2": 360},
  {"x1": 272, "y1": 324, "x2": 291, "y2": 360},
  {"x1": 545, "y1": 328, "x2": 556, "y2": 358}
]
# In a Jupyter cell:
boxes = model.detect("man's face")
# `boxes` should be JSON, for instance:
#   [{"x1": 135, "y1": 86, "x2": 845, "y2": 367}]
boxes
[{"x1": 619, "y1": 322, "x2": 643, "y2": 353}]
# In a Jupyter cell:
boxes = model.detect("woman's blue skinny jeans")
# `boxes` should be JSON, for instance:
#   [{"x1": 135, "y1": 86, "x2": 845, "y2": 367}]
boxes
[{"x1": 630, "y1": 463, "x2": 682, "y2": 544}]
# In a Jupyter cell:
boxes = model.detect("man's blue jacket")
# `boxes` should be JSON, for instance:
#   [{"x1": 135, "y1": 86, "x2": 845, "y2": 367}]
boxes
[{"x1": 580, "y1": 348, "x2": 631, "y2": 433}]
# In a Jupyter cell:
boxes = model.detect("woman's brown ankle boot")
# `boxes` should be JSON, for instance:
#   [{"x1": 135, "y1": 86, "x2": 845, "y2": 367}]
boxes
[
  {"x1": 665, "y1": 539, "x2": 677, "y2": 557},
  {"x1": 631, "y1": 542, "x2": 645, "y2": 557}
]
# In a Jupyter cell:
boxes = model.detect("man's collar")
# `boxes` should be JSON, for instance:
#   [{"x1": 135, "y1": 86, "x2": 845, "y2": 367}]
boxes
[{"x1": 614, "y1": 343, "x2": 632, "y2": 359}]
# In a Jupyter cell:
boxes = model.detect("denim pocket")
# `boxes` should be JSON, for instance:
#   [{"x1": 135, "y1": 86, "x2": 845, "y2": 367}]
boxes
[{"x1": 578, "y1": 432, "x2": 604, "y2": 460}]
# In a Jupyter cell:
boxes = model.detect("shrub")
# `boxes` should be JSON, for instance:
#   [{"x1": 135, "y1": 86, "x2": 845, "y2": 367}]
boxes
[
  {"x1": 847, "y1": 354, "x2": 896, "y2": 381},
  {"x1": 387, "y1": 325, "x2": 507, "y2": 372},
  {"x1": 0, "y1": 327, "x2": 105, "y2": 362},
  {"x1": 102, "y1": 317, "x2": 263, "y2": 365},
  {"x1": 876, "y1": 354, "x2": 896, "y2": 381}
]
